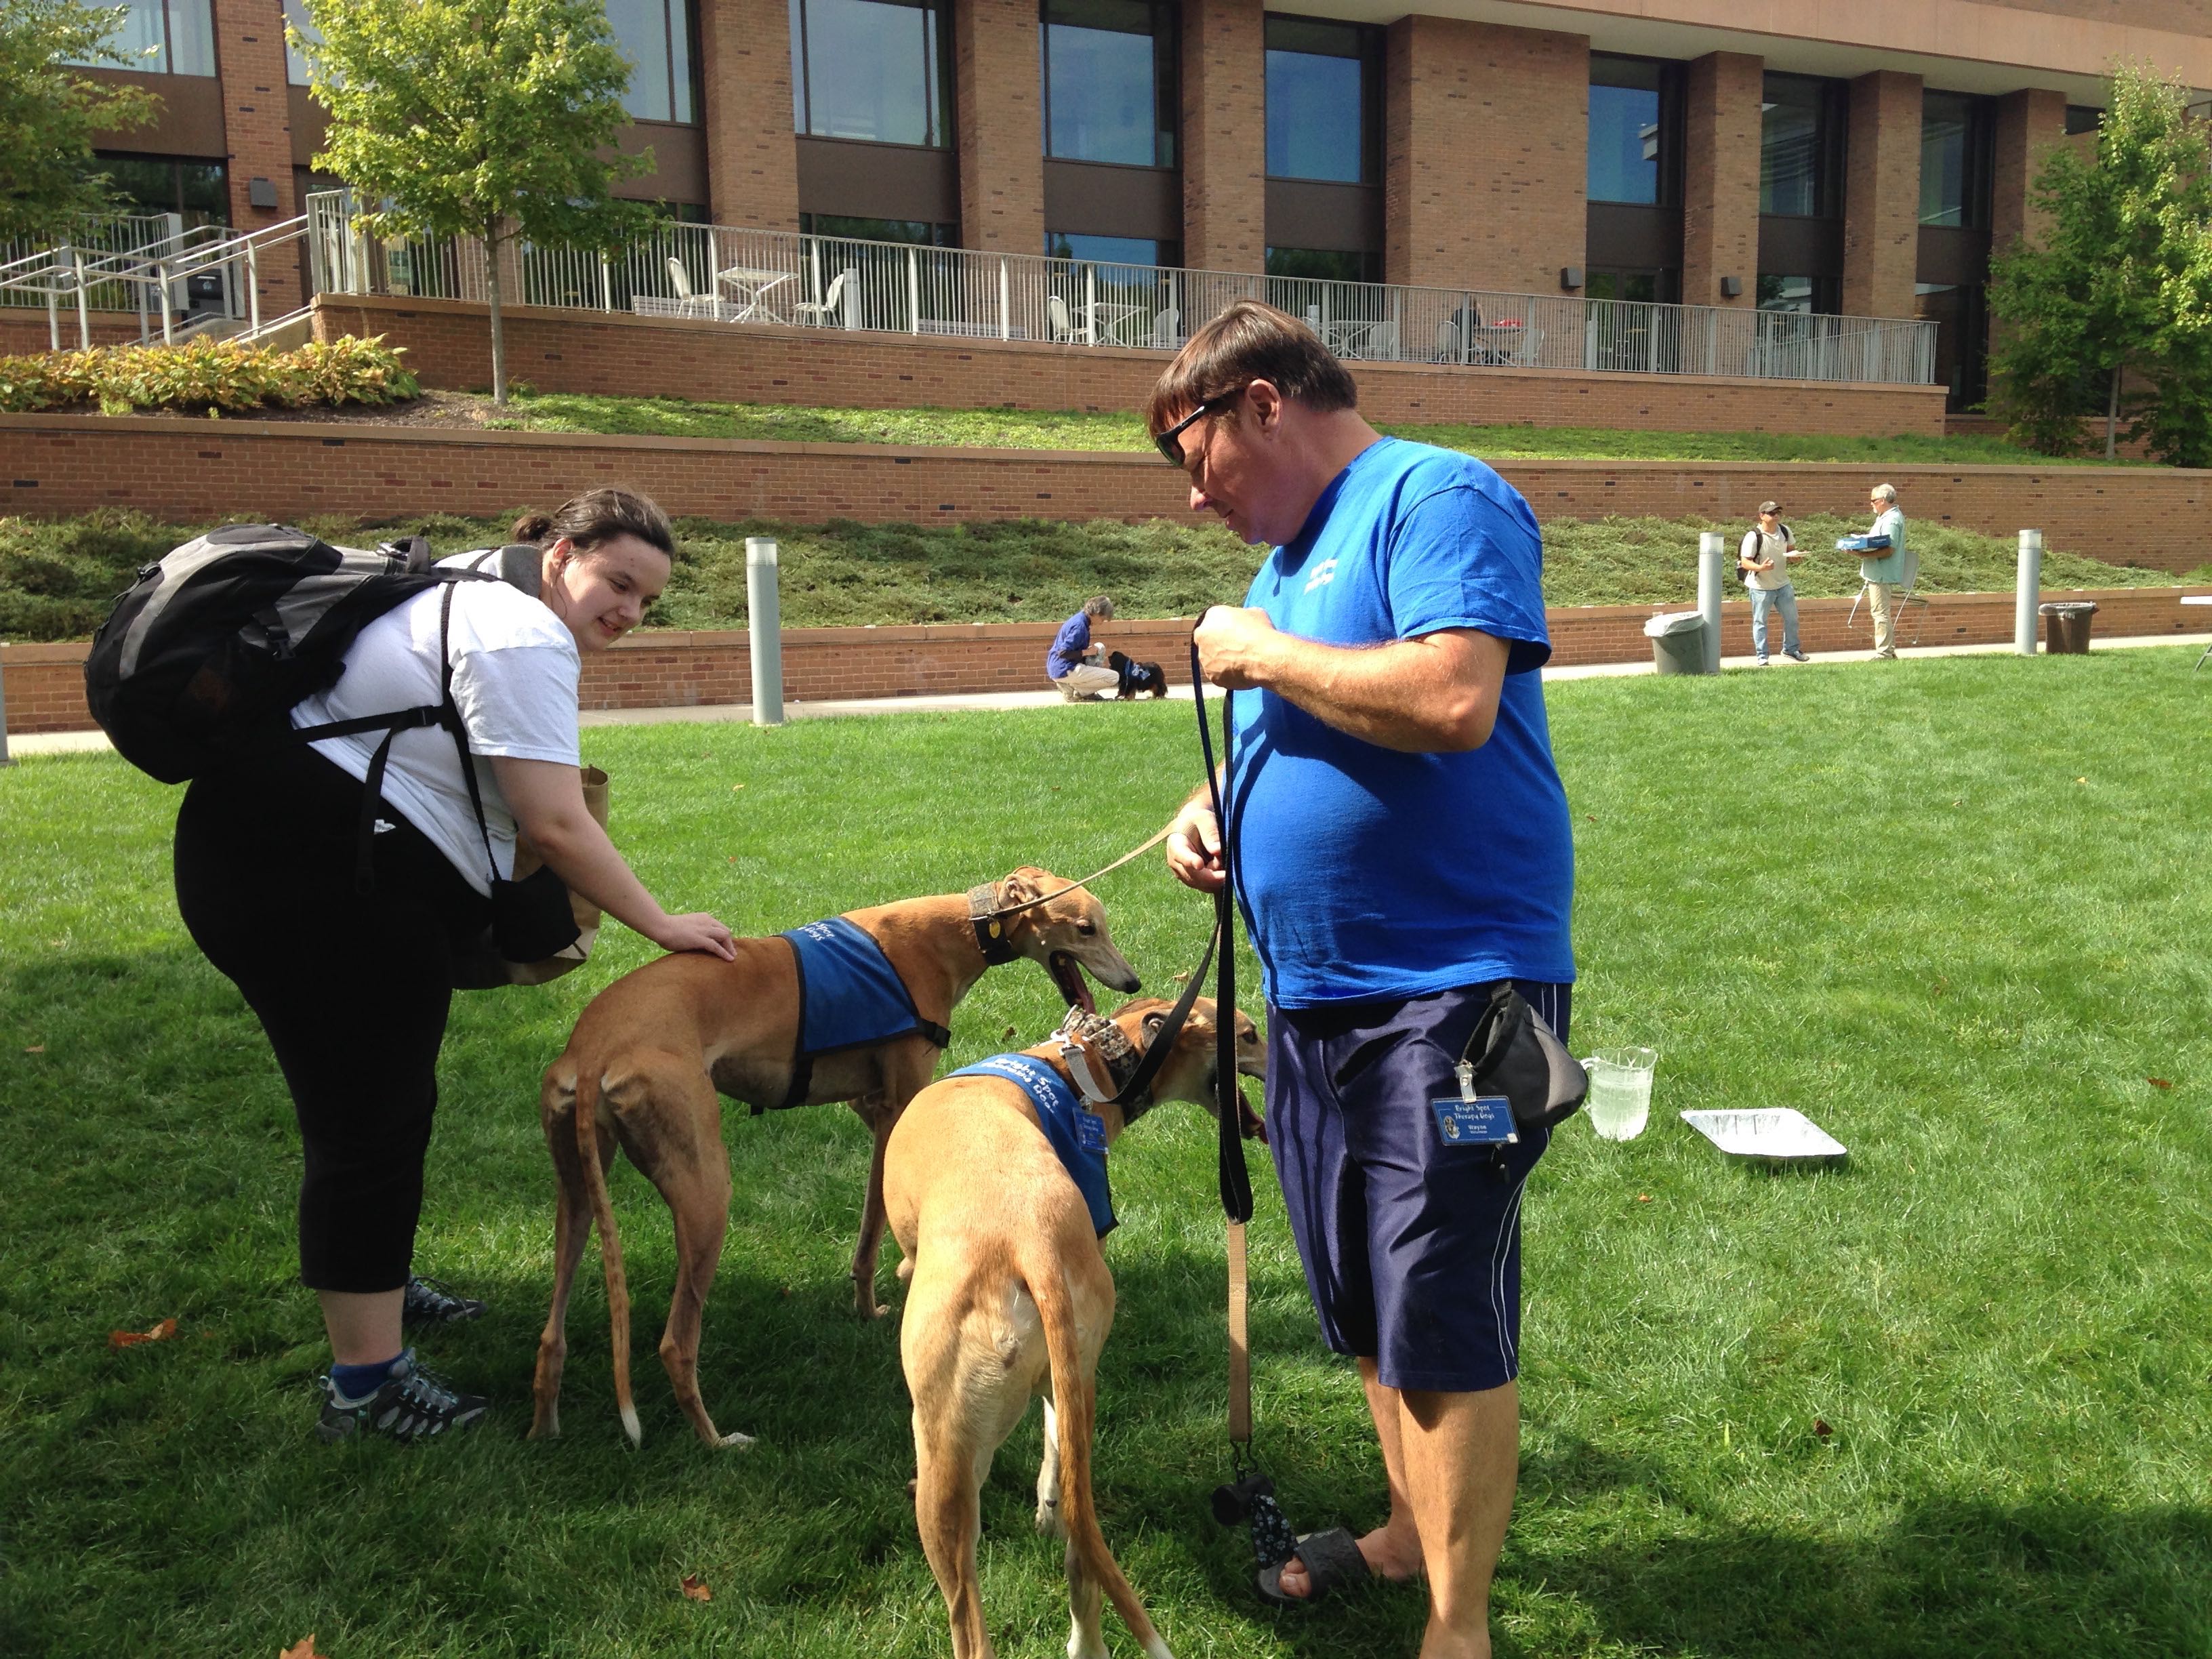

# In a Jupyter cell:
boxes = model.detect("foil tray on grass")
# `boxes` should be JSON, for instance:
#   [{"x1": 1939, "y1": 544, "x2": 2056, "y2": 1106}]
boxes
[{"x1": 1679, "y1": 1108, "x2": 1847, "y2": 1167}]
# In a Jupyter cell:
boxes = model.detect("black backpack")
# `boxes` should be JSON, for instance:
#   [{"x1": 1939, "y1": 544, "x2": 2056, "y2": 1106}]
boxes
[{"x1": 83, "y1": 523, "x2": 504, "y2": 785}]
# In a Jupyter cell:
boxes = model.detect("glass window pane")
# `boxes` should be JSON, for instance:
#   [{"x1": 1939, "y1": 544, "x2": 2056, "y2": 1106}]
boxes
[
  {"x1": 285, "y1": 0, "x2": 319, "y2": 86},
  {"x1": 800, "y1": 0, "x2": 943, "y2": 145},
  {"x1": 166, "y1": 0, "x2": 213, "y2": 75},
  {"x1": 178, "y1": 160, "x2": 228, "y2": 227},
  {"x1": 669, "y1": 0, "x2": 694, "y2": 123},
  {"x1": 93, "y1": 154, "x2": 180, "y2": 214},
  {"x1": 789, "y1": 0, "x2": 806, "y2": 131},
  {"x1": 608, "y1": 0, "x2": 674, "y2": 121},
  {"x1": 1265, "y1": 247, "x2": 1378, "y2": 283},
  {"x1": 1921, "y1": 94, "x2": 1969, "y2": 226},
  {"x1": 1266, "y1": 50, "x2": 1361, "y2": 181},
  {"x1": 1044, "y1": 0, "x2": 1160, "y2": 166},
  {"x1": 1047, "y1": 232, "x2": 1166, "y2": 264},
  {"x1": 1761, "y1": 77, "x2": 1826, "y2": 216},
  {"x1": 1588, "y1": 83, "x2": 1661, "y2": 204},
  {"x1": 67, "y1": 2, "x2": 165, "y2": 71},
  {"x1": 804, "y1": 213, "x2": 953, "y2": 244}
]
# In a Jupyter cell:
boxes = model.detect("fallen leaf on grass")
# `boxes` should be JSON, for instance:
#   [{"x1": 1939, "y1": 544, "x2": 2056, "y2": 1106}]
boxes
[
  {"x1": 109, "y1": 1317, "x2": 179, "y2": 1349},
  {"x1": 1636, "y1": 1194, "x2": 1652, "y2": 1204},
  {"x1": 279, "y1": 1637, "x2": 329, "y2": 1659},
  {"x1": 23, "y1": 1045, "x2": 43, "y2": 1054},
  {"x1": 731, "y1": 783, "x2": 745, "y2": 791},
  {"x1": 2076, "y1": 777, "x2": 2088, "y2": 785},
  {"x1": 680, "y1": 1574, "x2": 713, "y2": 1603},
  {"x1": 2150, "y1": 1078, "x2": 2174, "y2": 1090},
  {"x1": 1813, "y1": 1419, "x2": 1834, "y2": 1439}
]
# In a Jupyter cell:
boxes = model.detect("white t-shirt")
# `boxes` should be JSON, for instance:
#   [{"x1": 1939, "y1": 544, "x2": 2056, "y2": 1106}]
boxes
[
  {"x1": 1739, "y1": 527, "x2": 1794, "y2": 592},
  {"x1": 293, "y1": 556, "x2": 581, "y2": 895}
]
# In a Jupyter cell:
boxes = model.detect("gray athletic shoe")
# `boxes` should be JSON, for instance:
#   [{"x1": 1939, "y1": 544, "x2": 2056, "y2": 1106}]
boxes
[
  {"x1": 316, "y1": 1350, "x2": 488, "y2": 1444},
  {"x1": 401, "y1": 1275, "x2": 485, "y2": 1330}
]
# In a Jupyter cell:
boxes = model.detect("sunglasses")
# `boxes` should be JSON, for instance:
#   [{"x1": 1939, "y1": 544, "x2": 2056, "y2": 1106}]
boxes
[{"x1": 1154, "y1": 385, "x2": 1249, "y2": 466}]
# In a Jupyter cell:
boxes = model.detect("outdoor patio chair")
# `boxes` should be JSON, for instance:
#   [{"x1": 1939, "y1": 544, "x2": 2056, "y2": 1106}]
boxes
[
  {"x1": 1151, "y1": 306, "x2": 1181, "y2": 348},
  {"x1": 1845, "y1": 544, "x2": 1929, "y2": 648},
  {"x1": 790, "y1": 270, "x2": 851, "y2": 328},
  {"x1": 1046, "y1": 293, "x2": 1082, "y2": 343},
  {"x1": 1364, "y1": 320, "x2": 1399, "y2": 360},
  {"x1": 665, "y1": 257, "x2": 734, "y2": 321},
  {"x1": 1434, "y1": 319, "x2": 1462, "y2": 362}
]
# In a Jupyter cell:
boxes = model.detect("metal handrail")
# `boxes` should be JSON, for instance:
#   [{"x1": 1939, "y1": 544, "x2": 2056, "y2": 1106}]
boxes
[
  {"x1": 3, "y1": 213, "x2": 310, "y2": 349},
  {"x1": 301, "y1": 190, "x2": 1940, "y2": 386}
]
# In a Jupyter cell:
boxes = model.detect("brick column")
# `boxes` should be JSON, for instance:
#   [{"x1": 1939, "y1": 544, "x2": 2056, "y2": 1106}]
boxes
[
  {"x1": 1992, "y1": 87, "x2": 2067, "y2": 256},
  {"x1": 1681, "y1": 51, "x2": 1762, "y2": 309},
  {"x1": 213, "y1": 0, "x2": 300, "y2": 308},
  {"x1": 1842, "y1": 69, "x2": 1922, "y2": 319},
  {"x1": 954, "y1": 0, "x2": 1044, "y2": 253},
  {"x1": 1384, "y1": 16, "x2": 1585, "y2": 295},
  {"x1": 1181, "y1": 0, "x2": 1265, "y2": 272},
  {"x1": 697, "y1": 0, "x2": 800, "y2": 230}
]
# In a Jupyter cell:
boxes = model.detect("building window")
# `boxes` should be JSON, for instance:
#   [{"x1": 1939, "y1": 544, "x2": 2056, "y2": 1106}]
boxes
[
  {"x1": 1589, "y1": 54, "x2": 1666, "y2": 206},
  {"x1": 607, "y1": 0, "x2": 695, "y2": 123},
  {"x1": 1761, "y1": 75, "x2": 1836, "y2": 218},
  {"x1": 802, "y1": 213, "x2": 954, "y2": 244},
  {"x1": 93, "y1": 153, "x2": 229, "y2": 227},
  {"x1": 1586, "y1": 268, "x2": 1675, "y2": 305},
  {"x1": 1757, "y1": 273, "x2": 1837, "y2": 314},
  {"x1": 1048, "y1": 231, "x2": 1177, "y2": 266},
  {"x1": 790, "y1": 0, "x2": 949, "y2": 146},
  {"x1": 1042, "y1": 0, "x2": 1178, "y2": 169},
  {"x1": 1917, "y1": 281, "x2": 1987, "y2": 409},
  {"x1": 67, "y1": 0, "x2": 214, "y2": 76},
  {"x1": 1920, "y1": 91, "x2": 1990, "y2": 228},
  {"x1": 1265, "y1": 16, "x2": 1377, "y2": 185},
  {"x1": 2065, "y1": 105, "x2": 2102, "y2": 136},
  {"x1": 284, "y1": 0, "x2": 318, "y2": 86},
  {"x1": 1265, "y1": 247, "x2": 1378, "y2": 283}
]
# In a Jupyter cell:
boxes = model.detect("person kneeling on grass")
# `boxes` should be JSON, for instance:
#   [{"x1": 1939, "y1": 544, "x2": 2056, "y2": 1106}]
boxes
[
  {"x1": 171, "y1": 487, "x2": 737, "y2": 1445},
  {"x1": 1046, "y1": 594, "x2": 1122, "y2": 700}
]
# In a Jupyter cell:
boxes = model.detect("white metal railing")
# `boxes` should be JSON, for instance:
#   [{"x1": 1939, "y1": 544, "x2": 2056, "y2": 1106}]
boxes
[
  {"x1": 0, "y1": 213, "x2": 183, "y2": 312},
  {"x1": 304, "y1": 190, "x2": 1938, "y2": 386},
  {"x1": 3, "y1": 215, "x2": 311, "y2": 349}
]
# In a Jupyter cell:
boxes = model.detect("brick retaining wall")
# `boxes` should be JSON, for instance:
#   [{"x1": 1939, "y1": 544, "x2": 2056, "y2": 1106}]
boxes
[
  {"x1": 1, "y1": 413, "x2": 2203, "y2": 570},
  {"x1": 0, "y1": 310, "x2": 150, "y2": 353},
  {"x1": 8, "y1": 588, "x2": 2205, "y2": 737},
  {"x1": 308, "y1": 293, "x2": 1949, "y2": 438}
]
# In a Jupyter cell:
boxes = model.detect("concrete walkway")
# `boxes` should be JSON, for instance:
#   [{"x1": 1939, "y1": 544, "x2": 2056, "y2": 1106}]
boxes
[{"x1": 6, "y1": 633, "x2": 2201, "y2": 758}]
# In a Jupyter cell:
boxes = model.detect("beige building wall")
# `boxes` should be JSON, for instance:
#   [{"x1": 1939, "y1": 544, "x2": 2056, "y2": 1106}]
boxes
[
  {"x1": 1384, "y1": 16, "x2": 1589, "y2": 293},
  {"x1": 1181, "y1": 0, "x2": 1267, "y2": 272},
  {"x1": 698, "y1": 0, "x2": 800, "y2": 230},
  {"x1": 1843, "y1": 70, "x2": 1923, "y2": 319},
  {"x1": 1681, "y1": 51, "x2": 1763, "y2": 310}
]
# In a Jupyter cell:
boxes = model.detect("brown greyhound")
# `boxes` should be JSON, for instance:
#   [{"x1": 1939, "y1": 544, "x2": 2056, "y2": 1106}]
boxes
[
  {"x1": 533, "y1": 867, "x2": 1139, "y2": 1450},
  {"x1": 885, "y1": 996, "x2": 1267, "y2": 1659}
]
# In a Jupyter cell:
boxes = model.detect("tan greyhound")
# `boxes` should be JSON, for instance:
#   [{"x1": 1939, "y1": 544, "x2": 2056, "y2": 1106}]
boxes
[
  {"x1": 533, "y1": 867, "x2": 1139, "y2": 1449},
  {"x1": 885, "y1": 996, "x2": 1266, "y2": 1659}
]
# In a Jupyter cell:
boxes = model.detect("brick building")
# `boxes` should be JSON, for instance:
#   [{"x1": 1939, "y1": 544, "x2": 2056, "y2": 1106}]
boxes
[{"x1": 70, "y1": 1, "x2": 2212, "y2": 408}]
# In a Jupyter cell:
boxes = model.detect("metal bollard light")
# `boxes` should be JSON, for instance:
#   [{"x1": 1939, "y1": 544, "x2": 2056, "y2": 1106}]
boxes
[
  {"x1": 1696, "y1": 531, "x2": 1727, "y2": 674},
  {"x1": 0, "y1": 642, "x2": 12, "y2": 766},
  {"x1": 745, "y1": 537, "x2": 785, "y2": 726},
  {"x1": 2015, "y1": 529, "x2": 2044, "y2": 656}
]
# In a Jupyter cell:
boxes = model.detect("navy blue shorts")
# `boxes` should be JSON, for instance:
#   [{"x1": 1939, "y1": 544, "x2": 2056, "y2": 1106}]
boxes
[{"x1": 1267, "y1": 981, "x2": 1570, "y2": 1394}]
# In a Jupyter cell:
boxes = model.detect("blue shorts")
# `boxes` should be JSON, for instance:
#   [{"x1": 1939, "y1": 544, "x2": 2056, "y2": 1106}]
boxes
[{"x1": 1267, "y1": 981, "x2": 1570, "y2": 1393}]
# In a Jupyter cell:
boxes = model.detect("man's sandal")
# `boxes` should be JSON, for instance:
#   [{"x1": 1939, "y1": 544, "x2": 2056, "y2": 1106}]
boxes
[{"x1": 1255, "y1": 1528, "x2": 1372, "y2": 1605}]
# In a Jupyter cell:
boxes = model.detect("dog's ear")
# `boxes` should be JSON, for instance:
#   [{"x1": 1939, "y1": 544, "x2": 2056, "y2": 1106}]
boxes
[
  {"x1": 1141, "y1": 1010, "x2": 1168, "y2": 1046},
  {"x1": 1001, "y1": 867, "x2": 1044, "y2": 905}
]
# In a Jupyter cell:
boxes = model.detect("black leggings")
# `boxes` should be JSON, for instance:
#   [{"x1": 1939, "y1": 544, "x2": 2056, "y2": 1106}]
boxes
[{"x1": 173, "y1": 745, "x2": 491, "y2": 1293}]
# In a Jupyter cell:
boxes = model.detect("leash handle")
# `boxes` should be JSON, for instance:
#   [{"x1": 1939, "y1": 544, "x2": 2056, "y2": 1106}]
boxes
[{"x1": 1191, "y1": 633, "x2": 1255, "y2": 1227}]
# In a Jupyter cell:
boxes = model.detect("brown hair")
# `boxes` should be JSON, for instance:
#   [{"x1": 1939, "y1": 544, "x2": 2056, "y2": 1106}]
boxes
[
  {"x1": 510, "y1": 486, "x2": 676, "y2": 560},
  {"x1": 1143, "y1": 300, "x2": 1359, "y2": 437}
]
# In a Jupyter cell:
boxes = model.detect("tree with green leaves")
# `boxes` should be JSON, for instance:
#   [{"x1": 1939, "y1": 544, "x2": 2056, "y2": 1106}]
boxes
[
  {"x1": 292, "y1": 0, "x2": 649, "y2": 406},
  {"x1": 1987, "y1": 62, "x2": 2212, "y2": 466},
  {"x1": 0, "y1": 0, "x2": 159, "y2": 243}
]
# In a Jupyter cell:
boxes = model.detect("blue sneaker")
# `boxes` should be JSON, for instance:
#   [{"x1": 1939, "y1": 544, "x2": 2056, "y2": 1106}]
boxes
[{"x1": 316, "y1": 1350, "x2": 487, "y2": 1444}]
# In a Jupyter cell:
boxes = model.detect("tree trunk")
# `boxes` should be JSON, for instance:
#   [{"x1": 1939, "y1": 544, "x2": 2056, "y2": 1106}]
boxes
[
  {"x1": 486, "y1": 222, "x2": 507, "y2": 408},
  {"x1": 2106, "y1": 363, "x2": 2120, "y2": 459}
]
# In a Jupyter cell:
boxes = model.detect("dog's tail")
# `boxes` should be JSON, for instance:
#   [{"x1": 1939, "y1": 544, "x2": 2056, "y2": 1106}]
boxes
[
  {"x1": 1019, "y1": 1237, "x2": 1169, "y2": 1659},
  {"x1": 574, "y1": 1064, "x2": 643, "y2": 1448}
]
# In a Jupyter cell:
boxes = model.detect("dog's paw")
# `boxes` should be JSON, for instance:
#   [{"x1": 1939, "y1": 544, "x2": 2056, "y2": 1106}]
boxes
[{"x1": 718, "y1": 1429, "x2": 757, "y2": 1450}]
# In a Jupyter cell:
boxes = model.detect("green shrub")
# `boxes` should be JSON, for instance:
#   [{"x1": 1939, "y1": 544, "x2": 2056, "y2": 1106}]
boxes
[{"x1": 0, "y1": 334, "x2": 419, "y2": 416}]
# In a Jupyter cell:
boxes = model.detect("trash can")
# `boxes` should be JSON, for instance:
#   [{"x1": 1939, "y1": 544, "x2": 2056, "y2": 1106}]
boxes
[
  {"x1": 2039, "y1": 600, "x2": 2100, "y2": 655},
  {"x1": 1645, "y1": 610, "x2": 1707, "y2": 676}
]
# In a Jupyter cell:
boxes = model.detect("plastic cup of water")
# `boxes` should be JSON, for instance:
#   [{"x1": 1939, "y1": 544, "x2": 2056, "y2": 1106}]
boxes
[{"x1": 1582, "y1": 1048, "x2": 1657, "y2": 1141}]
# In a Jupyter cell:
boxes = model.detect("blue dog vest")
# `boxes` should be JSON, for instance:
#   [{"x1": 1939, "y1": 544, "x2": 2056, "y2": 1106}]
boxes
[
  {"x1": 947, "y1": 1052, "x2": 1116, "y2": 1237},
  {"x1": 775, "y1": 916, "x2": 951, "y2": 1109}
]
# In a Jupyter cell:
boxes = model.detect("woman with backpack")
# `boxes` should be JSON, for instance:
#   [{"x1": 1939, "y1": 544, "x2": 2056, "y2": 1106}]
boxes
[{"x1": 170, "y1": 486, "x2": 736, "y2": 1444}]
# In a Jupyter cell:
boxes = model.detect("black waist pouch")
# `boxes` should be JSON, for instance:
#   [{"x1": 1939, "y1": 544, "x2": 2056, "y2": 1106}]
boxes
[
  {"x1": 1462, "y1": 983, "x2": 1588, "y2": 1132},
  {"x1": 491, "y1": 863, "x2": 582, "y2": 962}
]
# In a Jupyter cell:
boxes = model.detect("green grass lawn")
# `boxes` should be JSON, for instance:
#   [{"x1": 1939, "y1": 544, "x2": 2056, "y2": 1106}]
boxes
[
  {"x1": 4, "y1": 508, "x2": 2190, "y2": 644},
  {"x1": 490, "y1": 391, "x2": 2135, "y2": 469},
  {"x1": 5, "y1": 651, "x2": 2211, "y2": 1657}
]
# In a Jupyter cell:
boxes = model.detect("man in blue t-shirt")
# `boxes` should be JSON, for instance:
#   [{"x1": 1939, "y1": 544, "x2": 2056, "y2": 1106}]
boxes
[
  {"x1": 1046, "y1": 594, "x2": 1122, "y2": 699},
  {"x1": 1150, "y1": 302, "x2": 1573, "y2": 1654}
]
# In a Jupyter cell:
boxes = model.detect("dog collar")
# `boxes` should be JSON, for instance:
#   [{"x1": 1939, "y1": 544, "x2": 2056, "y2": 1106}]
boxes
[
  {"x1": 1054, "y1": 1008, "x2": 1141, "y2": 1106},
  {"x1": 967, "y1": 883, "x2": 1020, "y2": 964}
]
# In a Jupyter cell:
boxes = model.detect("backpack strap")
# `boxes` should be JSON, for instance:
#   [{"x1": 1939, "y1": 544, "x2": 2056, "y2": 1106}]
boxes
[{"x1": 436, "y1": 579, "x2": 505, "y2": 889}]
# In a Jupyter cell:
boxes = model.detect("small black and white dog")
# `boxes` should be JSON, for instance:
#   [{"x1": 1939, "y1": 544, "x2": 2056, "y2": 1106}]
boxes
[{"x1": 1107, "y1": 651, "x2": 1169, "y2": 699}]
